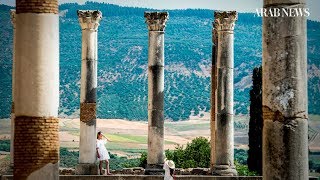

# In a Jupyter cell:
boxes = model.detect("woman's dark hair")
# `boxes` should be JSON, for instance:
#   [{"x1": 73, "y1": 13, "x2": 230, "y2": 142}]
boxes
[
  {"x1": 97, "y1": 131, "x2": 101, "y2": 139},
  {"x1": 170, "y1": 168, "x2": 174, "y2": 177}
]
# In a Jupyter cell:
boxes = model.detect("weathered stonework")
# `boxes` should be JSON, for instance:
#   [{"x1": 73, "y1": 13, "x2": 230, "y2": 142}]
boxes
[
  {"x1": 214, "y1": 11, "x2": 237, "y2": 31},
  {"x1": 210, "y1": 27, "x2": 218, "y2": 170},
  {"x1": 144, "y1": 12, "x2": 168, "y2": 31},
  {"x1": 14, "y1": 1, "x2": 60, "y2": 179},
  {"x1": 14, "y1": 116, "x2": 59, "y2": 179},
  {"x1": 77, "y1": 10, "x2": 102, "y2": 31},
  {"x1": 77, "y1": 10, "x2": 102, "y2": 175},
  {"x1": 262, "y1": 0, "x2": 308, "y2": 179},
  {"x1": 16, "y1": 0, "x2": 58, "y2": 14},
  {"x1": 145, "y1": 11, "x2": 168, "y2": 174},
  {"x1": 212, "y1": 11, "x2": 238, "y2": 176},
  {"x1": 80, "y1": 102, "x2": 96, "y2": 126}
]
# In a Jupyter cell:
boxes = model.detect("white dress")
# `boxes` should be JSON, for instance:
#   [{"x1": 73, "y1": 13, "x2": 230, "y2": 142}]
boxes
[
  {"x1": 96, "y1": 139, "x2": 110, "y2": 161},
  {"x1": 163, "y1": 161, "x2": 173, "y2": 180}
]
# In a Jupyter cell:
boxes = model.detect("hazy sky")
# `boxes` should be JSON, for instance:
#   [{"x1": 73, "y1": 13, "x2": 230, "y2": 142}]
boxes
[{"x1": 1, "y1": 0, "x2": 319, "y2": 21}]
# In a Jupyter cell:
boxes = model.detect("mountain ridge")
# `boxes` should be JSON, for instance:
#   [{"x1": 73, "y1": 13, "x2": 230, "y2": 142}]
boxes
[{"x1": 0, "y1": 2, "x2": 319, "y2": 120}]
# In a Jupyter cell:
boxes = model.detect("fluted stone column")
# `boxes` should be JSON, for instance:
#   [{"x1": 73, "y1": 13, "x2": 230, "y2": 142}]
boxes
[
  {"x1": 210, "y1": 25, "x2": 218, "y2": 171},
  {"x1": 14, "y1": 1, "x2": 60, "y2": 179},
  {"x1": 144, "y1": 12, "x2": 168, "y2": 174},
  {"x1": 10, "y1": 9, "x2": 16, "y2": 171},
  {"x1": 76, "y1": 10, "x2": 102, "y2": 175},
  {"x1": 262, "y1": 0, "x2": 308, "y2": 179},
  {"x1": 212, "y1": 11, "x2": 237, "y2": 176}
]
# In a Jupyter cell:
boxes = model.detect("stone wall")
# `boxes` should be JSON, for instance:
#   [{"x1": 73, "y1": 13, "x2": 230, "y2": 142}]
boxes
[
  {"x1": 2, "y1": 175, "x2": 263, "y2": 180},
  {"x1": 59, "y1": 168, "x2": 228, "y2": 176}
]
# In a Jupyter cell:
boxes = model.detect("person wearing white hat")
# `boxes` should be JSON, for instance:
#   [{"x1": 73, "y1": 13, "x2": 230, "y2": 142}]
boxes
[{"x1": 163, "y1": 158, "x2": 175, "y2": 180}]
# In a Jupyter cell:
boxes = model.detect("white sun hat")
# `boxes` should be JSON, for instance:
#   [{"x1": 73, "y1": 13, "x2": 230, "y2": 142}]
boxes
[{"x1": 167, "y1": 160, "x2": 175, "y2": 169}]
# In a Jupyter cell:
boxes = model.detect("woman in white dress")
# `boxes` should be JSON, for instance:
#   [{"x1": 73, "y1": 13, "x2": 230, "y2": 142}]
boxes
[
  {"x1": 163, "y1": 158, "x2": 175, "y2": 180},
  {"x1": 96, "y1": 131, "x2": 112, "y2": 175}
]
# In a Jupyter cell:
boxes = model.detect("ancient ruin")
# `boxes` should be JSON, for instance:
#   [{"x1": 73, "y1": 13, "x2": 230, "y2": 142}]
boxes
[
  {"x1": 210, "y1": 17, "x2": 218, "y2": 171},
  {"x1": 76, "y1": 10, "x2": 102, "y2": 175},
  {"x1": 13, "y1": 0, "x2": 60, "y2": 179},
  {"x1": 212, "y1": 11, "x2": 238, "y2": 176},
  {"x1": 2, "y1": 0, "x2": 312, "y2": 179},
  {"x1": 144, "y1": 11, "x2": 169, "y2": 174},
  {"x1": 262, "y1": 0, "x2": 309, "y2": 179}
]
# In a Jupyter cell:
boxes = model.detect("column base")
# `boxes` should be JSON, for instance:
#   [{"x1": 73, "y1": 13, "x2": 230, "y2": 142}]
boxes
[
  {"x1": 145, "y1": 164, "x2": 164, "y2": 175},
  {"x1": 212, "y1": 165, "x2": 237, "y2": 176},
  {"x1": 75, "y1": 163, "x2": 98, "y2": 175}
]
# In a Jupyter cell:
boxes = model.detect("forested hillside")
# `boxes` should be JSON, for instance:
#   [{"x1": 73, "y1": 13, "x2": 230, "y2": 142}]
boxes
[{"x1": 0, "y1": 2, "x2": 319, "y2": 120}]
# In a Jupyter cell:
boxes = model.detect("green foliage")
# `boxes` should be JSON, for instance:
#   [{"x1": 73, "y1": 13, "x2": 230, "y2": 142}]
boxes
[
  {"x1": 59, "y1": 147, "x2": 141, "y2": 170},
  {"x1": 142, "y1": 138, "x2": 259, "y2": 176},
  {"x1": 0, "y1": 140, "x2": 10, "y2": 152},
  {"x1": 109, "y1": 154, "x2": 140, "y2": 170},
  {"x1": 1, "y1": 3, "x2": 319, "y2": 120},
  {"x1": 309, "y1": 152, "x2": 320, "y2": 173},
  {"x1": 234, "y1": 121, "x2": 248, "y2": 129},
  {"x1": 234, "y1": 149, "x2": 247, "y2": 165},
  {"x1": 60, "y1": 148, "x2": 79, "y2": 167},
  {"x1": 165, "y1": 137, "x2": 210, "y2": 168},
  {"x1": 235, "y1": 161, "x2": 259, "y2": 176},
  {"x1": 138, "y1": 151, "x2": 147, "y2": 168}
]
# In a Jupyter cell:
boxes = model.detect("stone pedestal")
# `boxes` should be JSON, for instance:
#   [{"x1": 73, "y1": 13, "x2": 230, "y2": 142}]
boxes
[
  {"x1": 75, "y1": 163, "x2": 98, "y2": 175},
  {"x1": 212, "y1": 11, "x2": 238, "y2": 176},
  {"x1": 76, "y1": 10, "x2": 102, "y2": 175},
  {"x1": 144, "y1": 11, "x2": 169, "y2": 175},
  {"x1": 262, "y1": 0, "x2": 308, "y2": 179},
  {"x1": 14, "y1": 1, "x2": 60, "y2": 179}
]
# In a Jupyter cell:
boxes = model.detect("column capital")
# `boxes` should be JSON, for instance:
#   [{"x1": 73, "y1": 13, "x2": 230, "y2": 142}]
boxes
[
  {"x1": 10, "y1": 9, "x2": 16, "y2": 29},
  {"x1": 144, "y1": 12, "x2": 169, "y2": 31},
  {"x1": 77, "y1": 10, "x2": 102, "y2": 31},
  {"x1": 214, "y1": 11, "x2": 237, "y2": 31}
]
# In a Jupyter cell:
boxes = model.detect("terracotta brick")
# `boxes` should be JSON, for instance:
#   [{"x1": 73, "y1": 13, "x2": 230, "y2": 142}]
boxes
[
  {"x1": 16, "y1": 0, "x2": 58, "y2": 14},
  {"x1": 80, "y1": 102, "x2": 96, "y2": 125},
  {"x1": 14, "y1": 116, "x2": 59, "y2": 179}
]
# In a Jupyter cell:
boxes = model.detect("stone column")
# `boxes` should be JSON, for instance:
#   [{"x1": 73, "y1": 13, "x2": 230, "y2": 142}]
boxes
[
  {"x1": 212, "y1": 11, "x2": 237, "y2": 176},
  {"x1": 210, "y1": 26, "x2": 218, "y2": 171},
  {"x1": 262, "y1": 0, "x2": 308, "y2": 179},
  {"x1": 14, "y1": 1, "x2": 59, "y2": 179},
  {"x1": 10, "y1": 9, "x2": 16, "y2": 171},
  {"x1": 144, "y1": 11, "x2": 168, "y2": 174},
  {"x1": 76, "y1": 10, "x2": 102, "y2": 175}
]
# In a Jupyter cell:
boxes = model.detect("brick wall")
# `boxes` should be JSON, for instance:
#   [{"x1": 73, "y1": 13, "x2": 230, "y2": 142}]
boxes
[
  {"x1": 80, "y1": 103, "x2": 96, "y2": 126},
  {"x1": 16, "y1": 0, "x2": 58, "y2": 14},
  {"x1": 14, "y1": 116, "x2": 59, "y2": 179}
]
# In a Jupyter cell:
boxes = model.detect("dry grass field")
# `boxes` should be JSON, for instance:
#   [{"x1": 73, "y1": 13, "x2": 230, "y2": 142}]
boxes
[{"x1": 0, "y1": 114, "x2": 319, "y2": 157}]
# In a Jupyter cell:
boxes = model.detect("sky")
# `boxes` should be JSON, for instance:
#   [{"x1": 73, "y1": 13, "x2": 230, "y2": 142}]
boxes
[{"x1": 1, "y1": 0, "x2": 319, "y2": 21}]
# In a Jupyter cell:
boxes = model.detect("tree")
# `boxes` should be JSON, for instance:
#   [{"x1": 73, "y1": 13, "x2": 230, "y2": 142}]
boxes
[
  {"x1": 165, "y1": 137, "x2": 210, "y2": 168},
  {"x1": 248, "y1": 66, "x2": 263, "y2": 175}
]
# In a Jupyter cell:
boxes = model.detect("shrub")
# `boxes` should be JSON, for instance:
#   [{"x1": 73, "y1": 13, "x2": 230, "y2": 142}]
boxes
[
  {"x1": 165, "y1": 137, "x2": 210, "y2": 168},
  {"x1": 138, "y1": 151, "x2": 147, "y2": 168},
  {"x1": 235, "y1": 161, "x2": 259, "y2": 176},
  {"x1": 0, "y1": 140, "x2": 10, "y2": 152}
]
